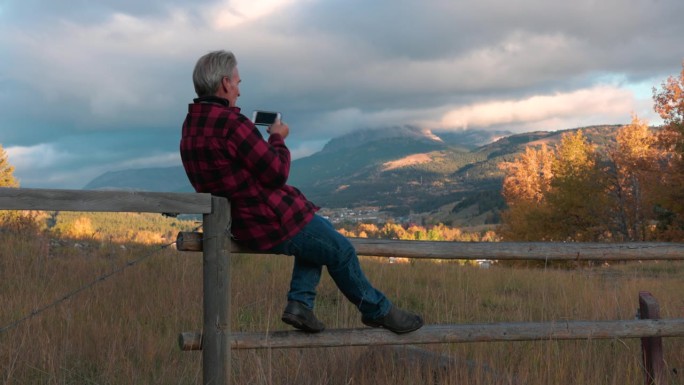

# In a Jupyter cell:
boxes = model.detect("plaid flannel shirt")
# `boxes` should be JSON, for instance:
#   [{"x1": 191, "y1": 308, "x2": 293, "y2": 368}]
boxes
[{"x1": 180, "y1": 97, "x2": 318, "y2": 250}]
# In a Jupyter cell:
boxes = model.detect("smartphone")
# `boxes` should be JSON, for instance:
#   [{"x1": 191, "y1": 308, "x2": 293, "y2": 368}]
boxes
[{"x1": 252, "y1": 110, "x2": 281, "y2": 126}]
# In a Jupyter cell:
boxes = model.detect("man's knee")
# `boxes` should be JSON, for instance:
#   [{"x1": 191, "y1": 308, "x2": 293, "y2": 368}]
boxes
[{"x1": 328, "y1": 239, "x2": 357, "y2": 271}]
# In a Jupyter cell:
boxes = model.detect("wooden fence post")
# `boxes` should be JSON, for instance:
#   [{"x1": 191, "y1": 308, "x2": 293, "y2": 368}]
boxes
[
  {"x1": 202, "y1": 196, "x2": 231, "y2": 385},
  {"x1": 639, "y1": 291, "x2": 665, "y2": 385}
]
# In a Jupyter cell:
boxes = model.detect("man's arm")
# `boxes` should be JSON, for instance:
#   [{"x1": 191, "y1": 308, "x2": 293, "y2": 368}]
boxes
[
  {"x1": 233, "y1": 119, "x2": 291, "y2": 188},
  {"x1": 267, "y1": 120, "x2": 289, "y2": 139}
]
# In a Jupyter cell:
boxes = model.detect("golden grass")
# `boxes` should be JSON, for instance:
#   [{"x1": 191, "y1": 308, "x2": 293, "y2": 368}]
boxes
[{"x1": 1, "y1": 226, "x2": 683, "y2": 384}]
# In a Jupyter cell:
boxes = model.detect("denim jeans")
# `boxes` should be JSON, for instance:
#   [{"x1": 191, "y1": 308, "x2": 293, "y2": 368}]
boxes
[{"x1": 268, "y1": 215, "x2": 392, "y2": 319}]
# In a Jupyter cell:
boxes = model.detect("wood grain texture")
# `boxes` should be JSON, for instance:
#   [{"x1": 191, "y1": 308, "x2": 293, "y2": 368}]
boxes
[
  {"x1": 176, "y1": 232, "x2": 684, "y2": 261},
  {"x1": 0, "y1": 187, "x2": 212, "y2": 214},
  {"x1": 179, "y1": 319, "x2": 684, "y2": 350},
  {"x1": 201, "y1": 197, "x2": 232, "y2": 385},
  {"x1": 639, "y1": 292, "x2": 665, "y2": 385}
]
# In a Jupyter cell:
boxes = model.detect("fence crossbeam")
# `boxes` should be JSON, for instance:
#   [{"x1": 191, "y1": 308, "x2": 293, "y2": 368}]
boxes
[
  {"x1": 0, "y1": 187, "x2": 212, "y2": 214},
  {"x1": 177, "y1": 232, "x2": 684, "y2": 261},
  {"x1": 179, "y1": 318, "x2": 684, "y2": 350}
]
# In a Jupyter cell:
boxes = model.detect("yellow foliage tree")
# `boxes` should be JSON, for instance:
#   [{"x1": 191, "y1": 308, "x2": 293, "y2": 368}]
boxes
[
  {"x1": 544, "y1": 131, "x2": 610, "y2": 241},
  {"x1": 357, "y1": 223, "x2": 379, "y2": 237},
  {"x1": 501, "y1": 131, "x2": 610, "y2": 241},
  {"x1": 653, "y1": 62, "x2": 684, "y2": 152},
  {"x1": 0, "y1": 144, "x2": 23, "y2": 226},
  {"x1": 381, "y1": 222, "x2": 408, "y2": 240},
  {"x1": 501, "y1": 144, "x2": 554, "y2": 203},
  {"x1": 499, "y1": 143, "x2": 555, "y2": 240},
  {"x1": 0, "y1": 144, "x2": 18, "y2": 188},
  {"x1": 606, "y1": 116, "x2": 663, "y2": 240},
  {"x1": 652, "y1": 62, "x2": 684, "y2": 237}
]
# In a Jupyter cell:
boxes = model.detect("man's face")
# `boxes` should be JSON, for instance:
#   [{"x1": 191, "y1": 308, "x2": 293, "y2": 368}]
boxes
[{"x1": 225, "y1": 66, "x2": 241, "y2": 106}]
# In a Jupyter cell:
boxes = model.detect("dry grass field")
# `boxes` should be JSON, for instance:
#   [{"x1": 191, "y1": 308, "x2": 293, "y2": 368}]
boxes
[{"x1": 1, "y1": 220, "x2": 683, "y2": 384}]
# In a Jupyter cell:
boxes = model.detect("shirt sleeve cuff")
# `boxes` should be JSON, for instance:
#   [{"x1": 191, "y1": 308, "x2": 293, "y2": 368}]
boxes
[{"x1": 268, "y1": 133, "x2": 285, "y2": 145}]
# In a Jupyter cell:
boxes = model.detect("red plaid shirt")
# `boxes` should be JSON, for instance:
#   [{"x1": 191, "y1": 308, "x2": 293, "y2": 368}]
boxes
[{"x1": 180, "y1": 97, "x2": 318, "y2": 250}]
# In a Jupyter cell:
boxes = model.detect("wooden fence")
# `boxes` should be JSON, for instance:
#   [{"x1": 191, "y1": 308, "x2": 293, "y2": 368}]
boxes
[{"x1": 1, "y1": 187, "x2": 683, "y2": 385}]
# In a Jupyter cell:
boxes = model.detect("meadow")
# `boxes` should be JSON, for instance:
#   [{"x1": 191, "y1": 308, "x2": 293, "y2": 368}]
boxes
[{"x1": 1, "y1": 214, "x2": 683, "y2": 384}]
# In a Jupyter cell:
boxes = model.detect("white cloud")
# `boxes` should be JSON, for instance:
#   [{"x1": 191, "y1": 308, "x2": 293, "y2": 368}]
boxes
[
  {"x1": 289, "y1": 140, "x2": 327, "y2": 160},
  {"x1": 305, "y1": 107, "x2": 440, "y2": 139},
  {"x1": 206, "y1": 0, "x2": 300, "y2": 29},
  {"x1": 439, "y1": 85, "x2": 638, "y2": 130},
  {"x1": 5, "y1": 143, "x2": 82, "y2": 187},
  {"x1": 6, "y1": 143, "x2": 75, "y2": 169},
  {"x1": 356, "y1": 31, "x2": 586, "y2": 95},
  {"x1": 6, "y1": 145, "x2": 182, "y2": 188}
]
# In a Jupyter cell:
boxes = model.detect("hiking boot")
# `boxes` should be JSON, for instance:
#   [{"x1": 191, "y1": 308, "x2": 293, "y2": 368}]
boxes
[
  {"x1": 362, "y1": 306, "x2": 424, "y2": 334},
  {"x1": 281, "y1": 301, "x2": 325, "y2": 333}
]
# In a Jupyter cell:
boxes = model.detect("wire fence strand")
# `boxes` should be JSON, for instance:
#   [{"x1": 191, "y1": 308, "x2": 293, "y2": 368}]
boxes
[{"x1": 0, "y1": 223, "x2": 206, "y2": 335}]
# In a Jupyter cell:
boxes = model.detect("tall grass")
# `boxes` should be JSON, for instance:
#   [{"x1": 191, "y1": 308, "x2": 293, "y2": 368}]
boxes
[{"x1": 1, "y1": 221, "x2": 682, "y2": 384}]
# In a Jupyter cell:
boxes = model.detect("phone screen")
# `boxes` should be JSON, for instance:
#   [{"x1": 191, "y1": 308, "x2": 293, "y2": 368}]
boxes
[{"x1": 253, "y1": 111, "x2": 279, "y2": 126}]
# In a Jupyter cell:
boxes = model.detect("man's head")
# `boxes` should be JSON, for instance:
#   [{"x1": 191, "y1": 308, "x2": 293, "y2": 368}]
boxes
[{"x1": 192, "y1": 50, "x2": 241, "y2": 106}]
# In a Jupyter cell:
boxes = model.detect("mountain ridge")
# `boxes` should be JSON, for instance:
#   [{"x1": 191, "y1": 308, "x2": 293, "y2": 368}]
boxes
[{"x1": 83, "y1": 124, "x2": 624, "y2": 226}]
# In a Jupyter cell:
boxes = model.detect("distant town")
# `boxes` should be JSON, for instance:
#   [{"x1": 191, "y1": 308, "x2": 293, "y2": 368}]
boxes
[{"x1": 318, "y1": 207, "x2": 391, "y2": 224}]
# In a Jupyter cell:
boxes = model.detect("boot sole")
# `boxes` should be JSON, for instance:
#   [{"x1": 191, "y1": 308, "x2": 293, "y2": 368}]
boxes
[
  {"x1": 362, "y1": 317, "x2": 424, "y2": 334},
  {"x1": 282, "y1": 313, "x2": 325, "y2": 333}
]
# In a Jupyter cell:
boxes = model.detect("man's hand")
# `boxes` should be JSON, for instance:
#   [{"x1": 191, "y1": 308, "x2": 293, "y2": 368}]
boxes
[{"x1": 267, "y1": 120, "x2": 289, "y2": 139}]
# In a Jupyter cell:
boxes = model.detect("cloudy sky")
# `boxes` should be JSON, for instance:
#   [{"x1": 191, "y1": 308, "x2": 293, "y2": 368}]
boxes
[{"x1": 1, "y1": 0, "x2": 682, "y2": 189}]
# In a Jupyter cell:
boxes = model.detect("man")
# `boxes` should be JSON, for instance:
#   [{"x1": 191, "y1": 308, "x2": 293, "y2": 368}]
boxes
[{"x1": 180, "y1": 50, "x2": 423, "y2": 334}]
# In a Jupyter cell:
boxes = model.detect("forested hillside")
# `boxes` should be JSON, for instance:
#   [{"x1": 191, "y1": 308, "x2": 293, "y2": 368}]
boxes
[
  {"x1": 82, "y1": 125, "x2": 628, "y2": 227},
  {"x1": 289, "y1": 124, "x2": 624, "y2": 226}
]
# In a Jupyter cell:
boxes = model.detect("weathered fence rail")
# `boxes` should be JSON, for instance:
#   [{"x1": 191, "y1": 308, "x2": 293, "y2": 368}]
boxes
[
  {"x1": 1, "y1": 187, "x2": 682, "y2": 385},
  {"x1": 0, "y1": 187, "x2": 212, "y2": 213},
  {"x1": 179, "y1": 318, "x2": 684, "y2": 350},
  {"x1": 199, "y1": 234, "x2": 684, "y2": 261}
]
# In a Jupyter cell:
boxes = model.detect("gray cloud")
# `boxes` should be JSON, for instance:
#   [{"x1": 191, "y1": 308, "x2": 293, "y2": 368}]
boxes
[
  {"x1": 2, "y1": 0, "x2": 214, "y2": 24},
  {"x1": 1, "y1": 0, "x2": 682, "y2": 188}
]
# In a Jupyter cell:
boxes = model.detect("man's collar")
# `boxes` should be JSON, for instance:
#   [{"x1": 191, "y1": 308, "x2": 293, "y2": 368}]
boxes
[{"x1": 193, "y1": 96, "x2": 231, "y2": 107}]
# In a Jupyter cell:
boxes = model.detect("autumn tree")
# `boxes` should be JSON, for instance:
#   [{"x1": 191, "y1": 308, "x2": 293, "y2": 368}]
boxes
[
  {"x1": 500, "y1": 131, "x2": 610, "y2": 241},
  {"x1": 357, "y1": 223, "x2": 379, "y2": 238},
  {"x1": 380, "y1": 222, "x2": 408, "y2": 240},
  {"x1": 499, "y1": 144, "x2": 555, "y2": 240},
  {"x1": 652, "y1": 62, "x2": 684, "y2": 238},
  {"x1": 604, "y1": 116, "x2": 663, "y2": 240},
  {"x1": 501, "y1": 144, "x2": 554, "y2": 203},
  {"x1": 0, "y1": 144, "x2": 26, "y2": 226},
  {"x1": 0, "y1": 144, "x2": 18, "y2": 188},
  {"x1": 653, "y1": 62, "x2": 684, "y2": 152},
  {"x1": 545, "y1": 131, "x2": 610, "y2": 241}
]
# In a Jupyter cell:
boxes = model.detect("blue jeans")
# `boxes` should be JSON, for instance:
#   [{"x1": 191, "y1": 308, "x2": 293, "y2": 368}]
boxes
[{"x1": 268, "y1": 215, "x2": 391, "y2": 319}]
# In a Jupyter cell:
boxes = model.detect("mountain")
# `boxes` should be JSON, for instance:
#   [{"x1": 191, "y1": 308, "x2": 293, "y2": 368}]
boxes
[
  {"x1": 288, "y1": 124, "x2": 622, "y2": 225},
  {"x1": 83, "y1": 167, "x2": 194, "y2": 193},
  {"x1": 83, "y1": 124, "x2": 624, "y2": 226}
]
